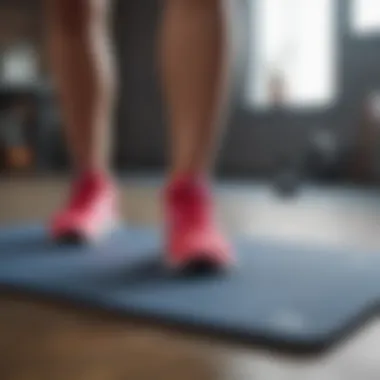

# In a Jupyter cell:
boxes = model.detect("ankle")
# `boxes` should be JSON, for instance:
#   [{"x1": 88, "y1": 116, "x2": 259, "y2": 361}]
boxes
[
  {"x1": 75, "y1": 168, "x2": 112, "y2": 183},
  {"x1": 166, "y1": 172, "x2": 209, "y2": 191}
]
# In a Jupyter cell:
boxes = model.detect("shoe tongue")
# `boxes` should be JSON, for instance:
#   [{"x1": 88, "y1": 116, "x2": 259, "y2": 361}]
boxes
[
  {"x1": 166, "y1": 177, "x2": 212, "y2": 209},
  {"x1": 69, "y1": 172, "x2": 108, "y2": 209},
  {"x1": 166, "y1": 176, "x2": 214, "y2": 228}
]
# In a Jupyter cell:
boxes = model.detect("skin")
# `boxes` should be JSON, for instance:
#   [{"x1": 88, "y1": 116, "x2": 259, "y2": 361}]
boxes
[{"x1": 46, "y1": 0, "x2": 229, "y2": 180}]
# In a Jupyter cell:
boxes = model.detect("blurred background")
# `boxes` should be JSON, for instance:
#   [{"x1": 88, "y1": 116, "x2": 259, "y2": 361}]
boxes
[
  {"x1": 0, "y1": 0, "x2": 379, "y2": 188},
  {"x1": 2, "y1": 1, "x2": 380, "y2": 379}
]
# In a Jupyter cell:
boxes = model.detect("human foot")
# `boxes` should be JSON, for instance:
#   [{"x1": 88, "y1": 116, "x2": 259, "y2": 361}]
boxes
[
  {"x1": 50, "y1": 172, "x2": 119, "y2": 244},
  {"x1": 163, "y1": 176, "x2": 233, "y2": 271}
]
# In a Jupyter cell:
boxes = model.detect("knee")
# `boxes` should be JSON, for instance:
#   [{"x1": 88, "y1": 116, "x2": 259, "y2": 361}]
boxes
[{"x1": 48, "y1": 0, "x2": 106, "y2": 35}]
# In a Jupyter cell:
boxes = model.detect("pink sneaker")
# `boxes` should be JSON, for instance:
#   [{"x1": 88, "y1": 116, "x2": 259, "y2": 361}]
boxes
[
  {"x1": 50, "y1": 172, "x2": 119, "y2": 244},
  {"x1": 164, "y1": 176, "x2": 233, "y2": 271}
]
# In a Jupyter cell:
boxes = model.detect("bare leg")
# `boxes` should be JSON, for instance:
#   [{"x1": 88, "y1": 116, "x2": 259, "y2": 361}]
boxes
[
  {"x1": 160, "y1": 0, "x2": 232, "y2": 269},
  {"x1": 46, "y1": 0, "x2": 115, "y2": 174},
  {"x1": 46, "y1": 0, "x2": 118, "y2": 242},
  {"x1": 160, "y1": 0, "x2": 229, "y2": 179}
]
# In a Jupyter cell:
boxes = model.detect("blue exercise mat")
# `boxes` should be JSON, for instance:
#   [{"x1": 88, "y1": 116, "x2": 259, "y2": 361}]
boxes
[{"x1": 0, "y1": 224, "x2": 379, "y2": 353}]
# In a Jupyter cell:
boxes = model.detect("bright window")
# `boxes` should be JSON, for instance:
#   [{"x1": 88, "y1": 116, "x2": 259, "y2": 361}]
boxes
[
  {"x1": 246, "y1": 0, "x2": 337, "y2": 109},
  {"x1": 352, "y1": 0, "x2": 380, "y2": 35}
]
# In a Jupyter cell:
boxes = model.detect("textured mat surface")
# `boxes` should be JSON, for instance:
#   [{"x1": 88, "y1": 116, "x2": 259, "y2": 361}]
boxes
[{"x1": 0, "y1": 224, "x2": 379, "y2": 353}]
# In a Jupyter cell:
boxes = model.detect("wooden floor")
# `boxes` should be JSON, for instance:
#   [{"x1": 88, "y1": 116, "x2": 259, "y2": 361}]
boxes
[{"x1": 1, "y1": 177, "x2": 380, "y2": 380}]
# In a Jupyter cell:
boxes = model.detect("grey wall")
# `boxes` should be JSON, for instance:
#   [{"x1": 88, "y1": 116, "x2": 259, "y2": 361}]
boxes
[
  {"x1": 113, "y1": 0, "x2": 166, "y2": 169},
  {"x1": 113, "y1": 0, "x2": 380, "y2": 178},
  {"x1": 112, "y1": 0, "x2": 251, "y2": 174}
]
